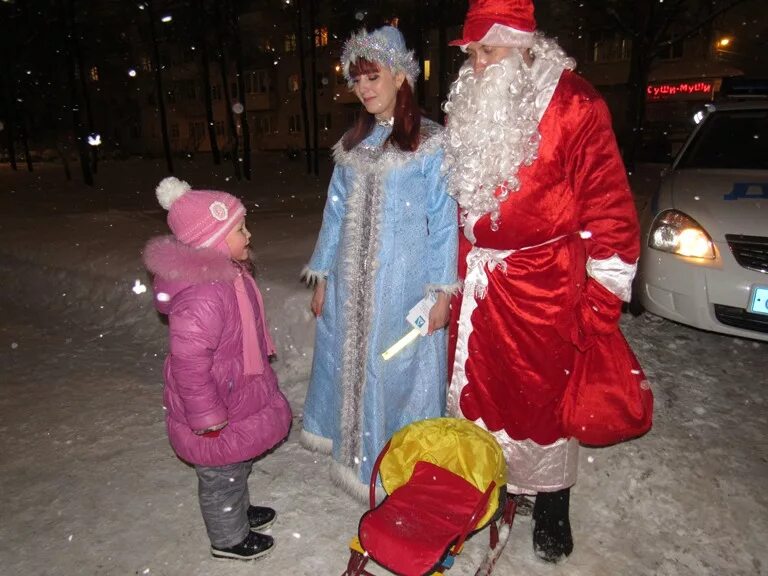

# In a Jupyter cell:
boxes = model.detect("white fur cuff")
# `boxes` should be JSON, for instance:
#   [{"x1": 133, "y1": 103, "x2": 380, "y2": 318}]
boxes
[
  {"x1": 426, "y1": 282, "x2": 462, "y2": 296},
  {"x1": 586, "y1": 254, "x2": 637, "y2": 302},
  {"x1": 459, "y1": 23, "x2": 535, "y2": 51},
  {"x1": 301, "y1": 266, "x2": 328, "y2": 287}
]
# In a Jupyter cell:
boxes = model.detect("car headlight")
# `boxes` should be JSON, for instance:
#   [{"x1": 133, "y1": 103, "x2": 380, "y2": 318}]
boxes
[{"x1": 648, "y1": 209, "x2": 715, "y2": 259}]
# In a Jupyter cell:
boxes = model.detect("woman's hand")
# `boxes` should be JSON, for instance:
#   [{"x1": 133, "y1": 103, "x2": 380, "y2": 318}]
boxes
[
  {"x1": 310, "y1": 279, "x2": 326, "y2": 318},
  {"x1": 427, "y1": 292, "x2": 450, "y2": 335}
]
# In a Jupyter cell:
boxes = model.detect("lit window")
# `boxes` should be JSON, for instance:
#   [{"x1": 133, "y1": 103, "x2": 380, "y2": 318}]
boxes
[
  {"x1": 288, "y1": 114, "x2": 302, "y2": 133},
  {"x1": 590, "y1": 31, "x2": 631, "y2": 63},
  {"x1": 657, "y1": 31, "x2": 684, "y2": 60},
  {"x1": 315, "y1": 26, "x2": 328, "y2": 47},
  {"x1": 246, "y1": 70, "x2": 269, "y2": 94},
  {"x1": 424, "y1": 60, "x2": 431, "y2": 81},
  {"x1": 284, "y1": 33, "x2": 296, "y2": 53},
  {"x1": 254, "y1": 116, "x2": 272, "y2": 136}
]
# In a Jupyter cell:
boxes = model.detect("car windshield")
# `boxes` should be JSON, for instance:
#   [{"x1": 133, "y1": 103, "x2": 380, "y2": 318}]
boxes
[{"x1": 677, "y1": 108, "x2": 768, "y2": 170}]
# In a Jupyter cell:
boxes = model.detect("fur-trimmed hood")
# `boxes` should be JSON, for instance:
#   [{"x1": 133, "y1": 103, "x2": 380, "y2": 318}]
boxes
[
  {"x1": 143, "y1": 235, "x2": 238, "y2": 315},
  {"x1": 144, "y1": 233, "x2": 291, "y2": 467}
]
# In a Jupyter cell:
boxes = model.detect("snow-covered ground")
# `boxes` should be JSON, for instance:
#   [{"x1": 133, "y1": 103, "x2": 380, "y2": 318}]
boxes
[{"x1": 1, "y1": 157, "x2": 766, "y2": 576}]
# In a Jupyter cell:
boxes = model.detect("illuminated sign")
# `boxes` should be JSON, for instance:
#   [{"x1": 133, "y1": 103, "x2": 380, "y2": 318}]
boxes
[{"x1": 646, "y1": 81, "x2": 715, "y2": 101}]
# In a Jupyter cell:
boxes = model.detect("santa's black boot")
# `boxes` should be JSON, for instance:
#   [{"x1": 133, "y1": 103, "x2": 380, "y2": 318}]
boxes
[{"x1": 532, "y1": 488, "x2": 574, "y2": 563}]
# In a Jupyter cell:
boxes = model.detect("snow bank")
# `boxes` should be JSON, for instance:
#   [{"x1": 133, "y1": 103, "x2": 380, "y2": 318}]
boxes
[{"x1": 3, "y1": 159, "x2": 767, "y2": 576}]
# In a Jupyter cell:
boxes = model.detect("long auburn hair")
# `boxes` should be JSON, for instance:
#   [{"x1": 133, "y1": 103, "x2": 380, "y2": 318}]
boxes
[{"x1": 341, "y1": 58, "x2": 421, "y2": 152}]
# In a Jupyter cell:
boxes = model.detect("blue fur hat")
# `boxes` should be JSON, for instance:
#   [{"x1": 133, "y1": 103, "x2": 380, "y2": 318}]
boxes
[{"x1": 341, "y1": 26, "x2": 420, "y2": 87}]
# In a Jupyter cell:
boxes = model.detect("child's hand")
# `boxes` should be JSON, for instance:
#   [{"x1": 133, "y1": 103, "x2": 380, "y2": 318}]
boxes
[
  {"x1": 310, "y1": 280, "x2": 326, "y2": 318},
  {"x1": 194, "y1": 421, "x2": 228, "y2": 436},
  {"x1": 427, "y1": 293, "x2": 450, "y2": 335}
]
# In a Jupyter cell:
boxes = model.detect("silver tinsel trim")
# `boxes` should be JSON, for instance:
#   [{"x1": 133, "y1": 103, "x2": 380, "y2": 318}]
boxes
[{"x1": 341, "y1": 28, "x2": 420, "y2": 87}]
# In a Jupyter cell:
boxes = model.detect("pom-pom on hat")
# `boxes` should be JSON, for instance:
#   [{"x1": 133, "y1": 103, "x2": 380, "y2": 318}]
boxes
[
  {"x1": 449, "y1": 0, "x2": 537, "y2": 50},
  {"x1": 341, "y1": 26, "x2": 420, "y2": 87},
  {"x1": 156, "y1": 176, "x2": 245, "y2": 249}
]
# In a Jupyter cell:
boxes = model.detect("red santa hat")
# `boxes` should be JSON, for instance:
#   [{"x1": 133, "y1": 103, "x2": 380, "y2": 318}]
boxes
[{"x1": 449, "y1": 0, "x2": 537, "y2": 50}]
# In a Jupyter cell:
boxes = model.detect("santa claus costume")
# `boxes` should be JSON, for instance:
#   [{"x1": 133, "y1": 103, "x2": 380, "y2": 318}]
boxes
[{"x1": 443, "y1": 0, "x2": 650, "y2": 563}]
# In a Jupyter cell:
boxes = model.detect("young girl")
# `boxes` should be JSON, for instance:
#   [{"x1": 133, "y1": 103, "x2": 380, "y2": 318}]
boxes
[
  {"x1": 300, "y1": 26, "x2": 459, "y2": 500},
  {"x1": 143, "y1": 177, "x2": 291, "y2": 561}
]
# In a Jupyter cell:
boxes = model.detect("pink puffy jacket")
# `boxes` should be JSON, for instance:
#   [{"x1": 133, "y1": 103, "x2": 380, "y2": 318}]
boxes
[{"x1": 143, "y1": 236, "x2": 291, "y2": 466}]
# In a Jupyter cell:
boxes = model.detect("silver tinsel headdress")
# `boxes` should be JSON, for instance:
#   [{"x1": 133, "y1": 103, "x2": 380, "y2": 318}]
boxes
[{"x1": 341, "y1": 26, "x2": 420, "y2": 88}]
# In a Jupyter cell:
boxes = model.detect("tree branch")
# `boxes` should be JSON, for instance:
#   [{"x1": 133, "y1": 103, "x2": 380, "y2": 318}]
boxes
[{"x1": 651, "y1": 0, "x2": 749, "y2": 58}]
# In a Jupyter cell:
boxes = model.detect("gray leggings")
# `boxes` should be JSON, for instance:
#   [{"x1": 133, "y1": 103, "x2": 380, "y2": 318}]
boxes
[{"x1": 195, "y1": 460, "x2": 253, "y2": 548}]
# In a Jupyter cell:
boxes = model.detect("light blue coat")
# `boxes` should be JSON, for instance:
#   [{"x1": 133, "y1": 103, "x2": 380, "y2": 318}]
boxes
[{"x1": 301, "y1": 119, "x2": 458, "y2": 497}]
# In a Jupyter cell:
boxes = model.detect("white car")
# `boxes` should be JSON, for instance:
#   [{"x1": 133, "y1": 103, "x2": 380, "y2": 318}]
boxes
[{"x1": 636, "y1": 98, "x2": 768, "y2": 341}]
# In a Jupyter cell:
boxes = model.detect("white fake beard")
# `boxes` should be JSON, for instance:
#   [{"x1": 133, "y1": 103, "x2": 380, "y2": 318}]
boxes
[{"x1": 442, "y1": 51, "x2": 541, "y2": 230}]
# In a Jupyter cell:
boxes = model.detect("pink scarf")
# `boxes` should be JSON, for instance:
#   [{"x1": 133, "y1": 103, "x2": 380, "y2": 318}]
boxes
[{"x1": 233, "y1": 270, "x2": 275, "y2": 375}]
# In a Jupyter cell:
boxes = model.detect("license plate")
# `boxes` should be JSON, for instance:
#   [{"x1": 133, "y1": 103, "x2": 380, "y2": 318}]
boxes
[{"x1": 748, "y1": 286, "x2": 768, "y2": 315}]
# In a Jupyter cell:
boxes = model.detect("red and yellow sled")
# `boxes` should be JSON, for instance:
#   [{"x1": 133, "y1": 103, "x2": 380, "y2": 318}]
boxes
[{"x1": 341, "y1": 417, "x2": 517, "y2": 576}]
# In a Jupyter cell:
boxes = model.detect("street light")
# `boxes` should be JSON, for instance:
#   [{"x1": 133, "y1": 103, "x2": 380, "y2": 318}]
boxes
[{"x1": 715, "y1": 36, "x2": 733, "y2": 50}]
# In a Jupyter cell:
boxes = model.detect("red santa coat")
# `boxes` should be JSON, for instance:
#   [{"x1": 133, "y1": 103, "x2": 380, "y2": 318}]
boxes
[{"x1": 447, "y1": 70, "x2": 640, "y2": 489}]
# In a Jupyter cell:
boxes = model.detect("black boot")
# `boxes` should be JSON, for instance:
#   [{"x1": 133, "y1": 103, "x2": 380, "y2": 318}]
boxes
[
  {"x1": 247, "y1": 505, "x2": 276, "y2": 531},
  {"x1": 532, "y1": 488, "x2": 573, "y2": 563},
  {"x1": 211, "y1": 531, "x2": 274, "y2": 561}
]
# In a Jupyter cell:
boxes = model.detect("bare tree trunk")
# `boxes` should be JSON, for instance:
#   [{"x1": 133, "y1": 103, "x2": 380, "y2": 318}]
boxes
[
  {"x1": 146, "y1": 0, "x2": 174, "y2": 174},
  {"x1": 309, "y1": 0, "x2": 319, "y2": 175},
  {"x1": 213, "y1": 1, "x2": 241, "y2": 180},
  {"x1": 19, "y1": 107, "x2": 33, "y2": 172},
  {"x1": 61, "y1": 0, "x2": 92, "y2": 185},
  {"x1": 196, "y1": 0, "x2": 221, "y2": 165},
  {"x1": 228, "y1": 0, "x2": 251, "y2": 180},
  {"x1": 68, "y1": 0, "x2": 98, "y2": 174},
  {"x1": 624, "y1": 53, "x2": 651, "y2": 171},
  {"x1": 413, "y1": 4, "x2": 427, "y2": 110},
  {"x1": 52, "y1": 1, "x2": 70, "y2": 180},
  {"x1": 0, "y1": 6, "x2": 18, "y2": 171},
  {"x1": 1, "y1": 65, "x2": 18, "y2": 171},
  {"x1": 58, "y1": 142, "x2": 72, "y2": 180},
  {"x1": 622, "y1": 2, "x2": 654, "y2": 171},
  {"x1": 437, "y1": 0, "x2": 448, "y2": 124},
  {"x1": 295, "y1": 0, "x2": 312, "y2": 174}
]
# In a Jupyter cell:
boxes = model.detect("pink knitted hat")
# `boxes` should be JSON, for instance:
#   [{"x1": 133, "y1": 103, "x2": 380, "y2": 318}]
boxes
[{"x1": 156, "y1": 177, "x2": 245, "y2": 249}]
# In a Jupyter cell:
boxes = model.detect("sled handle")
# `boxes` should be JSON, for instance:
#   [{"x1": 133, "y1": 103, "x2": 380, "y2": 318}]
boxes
[
  {"x1": 368, "y1": 440, "x2": 391, "y2": 509},
  {"x1": 452, "y1": 481, "x2": 497, "y2": 554}
]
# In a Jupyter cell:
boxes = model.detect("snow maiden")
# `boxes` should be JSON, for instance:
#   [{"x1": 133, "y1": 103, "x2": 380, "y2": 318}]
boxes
[{"x1": 300, "y1": 26, "x2": 459, "y2": 501}]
